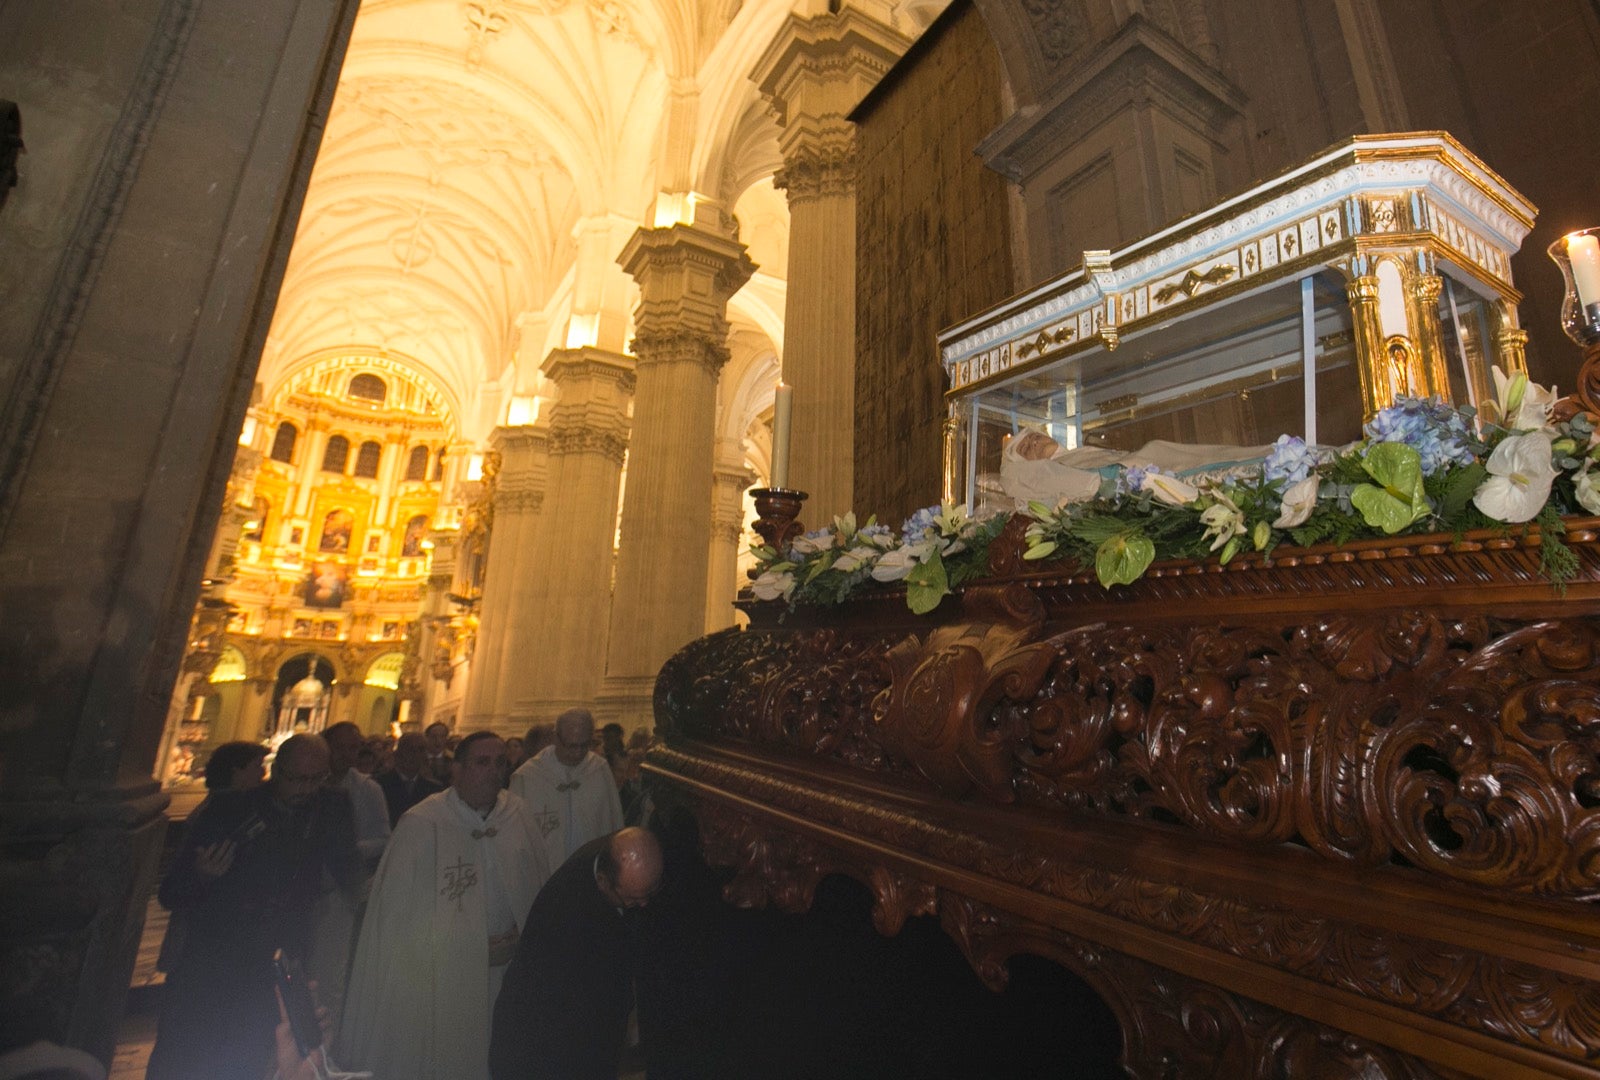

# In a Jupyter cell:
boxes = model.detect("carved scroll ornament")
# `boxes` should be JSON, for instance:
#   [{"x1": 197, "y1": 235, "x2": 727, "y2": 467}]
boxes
[{"x1": 663, "y1": 608, "x2": 1600, "y2": 900}]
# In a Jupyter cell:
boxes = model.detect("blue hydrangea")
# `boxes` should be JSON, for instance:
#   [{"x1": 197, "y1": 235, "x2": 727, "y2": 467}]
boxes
[
  {"x1": 1118, "y1": 464, "x2": 1161, "y2": 497},
  {"x1": 901, "y1": 506, "x2": 942, "y2": 543},
  {"x1": 1364, "y1": 396, "x2": 1477, "y2": 476},
  {"x1": 1262, "y1": 435, "x2": 1327, "y2": 484}
]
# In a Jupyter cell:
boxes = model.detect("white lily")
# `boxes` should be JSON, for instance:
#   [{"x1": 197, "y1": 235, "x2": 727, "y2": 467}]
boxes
[
  {"x1": 1141, "y1": 472, "x2": 1199, "y2": 506},
  {"x1": 751, "y1": 569, "x2": 796, "y2": 601},
  {"x1": 1273, "y1": 476, "x2": 1320, "y2": 528},
  {"x1": 1576, "y1": 466, "x2": 1600, "y2": 515},
  {"x1": 1472, "y1": 432, "x2": 1558, "y2": 523},
  {"x1": 789, "y1": 533, "x2": 830, "y2": 555},
  {"x1": 1199, "y1": 497, "x2": 1246, "y2": 552},
  {"x1": 1490, "y1": 365, "x2": 1557, "y2": 432}
]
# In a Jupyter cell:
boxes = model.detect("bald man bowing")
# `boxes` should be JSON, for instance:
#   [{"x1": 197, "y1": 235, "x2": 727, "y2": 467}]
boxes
[{"x1": 489, "y1": 827, "x2": 664, "y2": 1080}]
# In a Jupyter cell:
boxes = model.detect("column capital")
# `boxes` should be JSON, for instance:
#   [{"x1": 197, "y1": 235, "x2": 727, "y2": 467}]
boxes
[
  {"x1": 619, "y1": 221, "x2": 756, "y2": 339},
  {"x1": 541, "y1": 346, "x2": 635, "y2": 452},
  {"x1": 753, "y1": 10, "x2": 910, "y2": 137},
  {"x1": 540, "y1": 345, "x2": 638, "y2": 398},
  {"x1": 752, "y1": 9, "x2": 909, "y2": 194},
  {"x1": 488, "y1": 422, "x2": 551, "y2": 461}
]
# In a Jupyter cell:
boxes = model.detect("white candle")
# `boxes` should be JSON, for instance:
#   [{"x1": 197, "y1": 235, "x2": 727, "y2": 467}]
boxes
[
  {"x1": 1570, "y1": 233, "x2": 1600, "y2": 308},
  {"x1": 771, "y1": 381, "x2": 793, "y2": 490}
]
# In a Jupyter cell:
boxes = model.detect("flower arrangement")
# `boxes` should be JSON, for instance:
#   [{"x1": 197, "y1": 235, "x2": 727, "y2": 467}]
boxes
[{"x1": 749, "y1": 369, "x2": 1596, "y2": 613}]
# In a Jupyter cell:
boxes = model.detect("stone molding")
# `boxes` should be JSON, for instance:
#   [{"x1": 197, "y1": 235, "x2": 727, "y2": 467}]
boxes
[{"x1": 978, "y1": 15, "x2": 1244, "y2": 188}]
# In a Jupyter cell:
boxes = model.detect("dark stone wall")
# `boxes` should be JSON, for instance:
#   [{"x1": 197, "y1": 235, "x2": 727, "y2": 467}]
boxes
[
  {"x1": 853, "y1": 0, "x2": 1014, "y2": 525},
  {"x1": 0, "y1": 0, "x2": 360, "y2": 1060}
]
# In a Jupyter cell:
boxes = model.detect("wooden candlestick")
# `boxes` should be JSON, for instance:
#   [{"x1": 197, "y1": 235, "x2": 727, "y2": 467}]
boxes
[
  {"x1": 748, "y1": 487, "x2": 807, "y2": 578},
  {"x1": 1578, "y1": 341, "x2": 1600, "y2": 418}
]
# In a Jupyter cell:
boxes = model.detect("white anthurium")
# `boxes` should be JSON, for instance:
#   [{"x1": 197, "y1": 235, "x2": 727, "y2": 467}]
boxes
[
  {"x1": 1472, "y1": 432, "x2": 1559, "y2": 523},
  {"x1": 789, "y1": 533, "x2": 830, "y2": 555},
  {"x1": 1273, "y1": 476, "x2": 1320, "y2": 528},
  {"x1": 832, "y1": 546, "x2": 879, "y2": 574},
  {"x1": 1577, "y1": 466, "x2": 1600, "y2": 516},
  {"x1": 870, "y1": 545, "x2": 921, "y2": 582},
  {"x1": 1141, "y1": 472, "x2": 1199, "y2": 506},
  {"x1": 1490, "y1": 365, "x2": 1558, "y2": 432},
  {"x1": 751, "y1": 569, "x2": 796, "y2": 601}
]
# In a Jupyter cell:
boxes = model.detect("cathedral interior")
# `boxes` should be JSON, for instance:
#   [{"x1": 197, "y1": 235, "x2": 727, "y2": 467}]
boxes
[{"x1": 4, "y1": 0, "x2": 1600, "y2": 1075}]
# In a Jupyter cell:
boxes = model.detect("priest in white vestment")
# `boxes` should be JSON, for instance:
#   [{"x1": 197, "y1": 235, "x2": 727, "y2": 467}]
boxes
[
  {"x1": 340, "y1": 731, "x2": 551, "y2": 1080},
  {"x1": 509, "y1": 708, "x2": 624, "y2": 871}
]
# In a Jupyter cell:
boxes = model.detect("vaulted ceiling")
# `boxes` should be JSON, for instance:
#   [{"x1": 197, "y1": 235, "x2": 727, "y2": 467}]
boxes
[{"x1": 259, "y1": 0, "x2": 946, "y2": 443}]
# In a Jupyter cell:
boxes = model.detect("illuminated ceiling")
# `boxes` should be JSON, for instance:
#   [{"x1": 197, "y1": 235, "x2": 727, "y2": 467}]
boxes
[{"x1": 259, "y1": 0, "x2": 947, "y2": 445}]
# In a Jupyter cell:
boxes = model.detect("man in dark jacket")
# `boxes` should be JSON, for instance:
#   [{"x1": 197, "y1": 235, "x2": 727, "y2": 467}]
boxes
[
  {"x1": 146, "y1": 734, "x2": 360, "y2": 1080},
  {"x1": 374, "y1": 731, "x2": 444, "y2": 826},
  {"x1": 489, "y1": 827, "x2": 663, "y2": 1080}
]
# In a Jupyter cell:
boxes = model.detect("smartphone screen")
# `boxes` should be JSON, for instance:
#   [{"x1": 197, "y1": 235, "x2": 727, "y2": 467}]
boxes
[{"x1": 272, "y1": 949, "x2": 322, "y2": 1055}]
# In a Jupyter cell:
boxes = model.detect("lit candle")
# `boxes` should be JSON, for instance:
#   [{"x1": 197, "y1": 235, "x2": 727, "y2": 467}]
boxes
[
  {"x1": 1570, "y1": 233, "x2": 1600, "y2": 308},
  {"x1": 771, "y1": 381, "x2": 793, "y2": 490}
]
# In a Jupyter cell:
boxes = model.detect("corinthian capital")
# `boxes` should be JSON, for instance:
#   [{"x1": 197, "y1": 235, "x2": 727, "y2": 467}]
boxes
[
  {"x1": 753, "y1": 9, "x2": 909, "y2": 199},
  {"x1": 774, "y1": 128, "x2": 857, "y2": 205}
]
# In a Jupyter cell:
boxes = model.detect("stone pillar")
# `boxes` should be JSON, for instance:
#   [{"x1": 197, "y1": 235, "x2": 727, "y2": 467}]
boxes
[
  {"x1": 754, "y1": 10, "x2": 909, "y2": 523},
  {"x1": 0, "y1": 0, "x2": 361, "y2": 1060},
  {"x1": 237, "y1": 676, "x2": 274, "y2": 743},
  {"x1": 461, "y1": 425, "x2": 549, "y2": 728},
  {"x1": 599, "y1": 219, "x2": 754, "y2": 726},
  {"x1": 707, "y1": 441, "x2": 754, "y2": 633},
  {"x1": 510, "y1": 347, "x2": 635, "y2": 723}
]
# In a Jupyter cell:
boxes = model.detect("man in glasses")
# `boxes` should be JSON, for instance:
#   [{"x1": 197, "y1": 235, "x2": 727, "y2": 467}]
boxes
[{"x1": 148, "y1": 734, "x2": 360, "y2": 1080}]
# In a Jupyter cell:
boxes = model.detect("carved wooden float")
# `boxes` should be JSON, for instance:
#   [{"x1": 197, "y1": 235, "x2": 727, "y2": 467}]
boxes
[{"x1": 647, "y1": 519, "x2": 1600, "y2": 1079}]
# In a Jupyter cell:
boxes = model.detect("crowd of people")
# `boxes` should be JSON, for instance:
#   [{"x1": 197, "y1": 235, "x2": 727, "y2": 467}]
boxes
[{"x1": 145, "y1": 710, "x2": 663, "y2": 1080}]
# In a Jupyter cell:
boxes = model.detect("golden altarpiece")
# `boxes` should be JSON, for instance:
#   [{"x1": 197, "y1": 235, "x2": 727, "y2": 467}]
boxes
[
  {"x1": 157, "y1": 360, "x2": 487, "y2": 791},
  {"x1": 644, "y1": 135, "x2": 1600, "y2": 1078}
]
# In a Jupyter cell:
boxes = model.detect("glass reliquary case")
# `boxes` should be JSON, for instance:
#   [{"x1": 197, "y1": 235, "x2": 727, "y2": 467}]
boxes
[{"x1": 938, "y1": 132, "x2": 1538, "y2": 512}]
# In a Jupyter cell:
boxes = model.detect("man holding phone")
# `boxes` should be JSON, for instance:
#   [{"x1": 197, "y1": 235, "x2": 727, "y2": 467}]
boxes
[{"x1": 147, "y1": 734, "x2": 361, "y2": 1080}]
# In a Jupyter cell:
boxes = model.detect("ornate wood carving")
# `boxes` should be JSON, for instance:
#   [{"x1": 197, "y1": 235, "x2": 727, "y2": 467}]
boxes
[{"x1": 651, "y1": 529, "x2": 1600, "y2": 1076}]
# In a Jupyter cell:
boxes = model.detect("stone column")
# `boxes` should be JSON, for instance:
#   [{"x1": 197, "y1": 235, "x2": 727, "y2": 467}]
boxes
[
  {"x1": 510, "y1": 347, "x2": 635, "y2": 723},
  {"x1": 706, "y1": 441, "x2": 755, "y2": 633},
  {"x1": 236, "y1": 676, "x2": 274, "y2": 743},
  {"x1": 598, "y1": 219, "x2": 755, "y2": 727},
  {"x1": 753, "y1": 10, "x2": 909, "y2": 523},
  {"x1": 460, "y1": 424, "x2": 548, "y2": 728}
]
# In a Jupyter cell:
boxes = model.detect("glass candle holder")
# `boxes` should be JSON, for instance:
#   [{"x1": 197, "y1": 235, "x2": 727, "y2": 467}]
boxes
[{"x1": 1549, "y1": 227, "x2": 1600, "y2": 347}]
